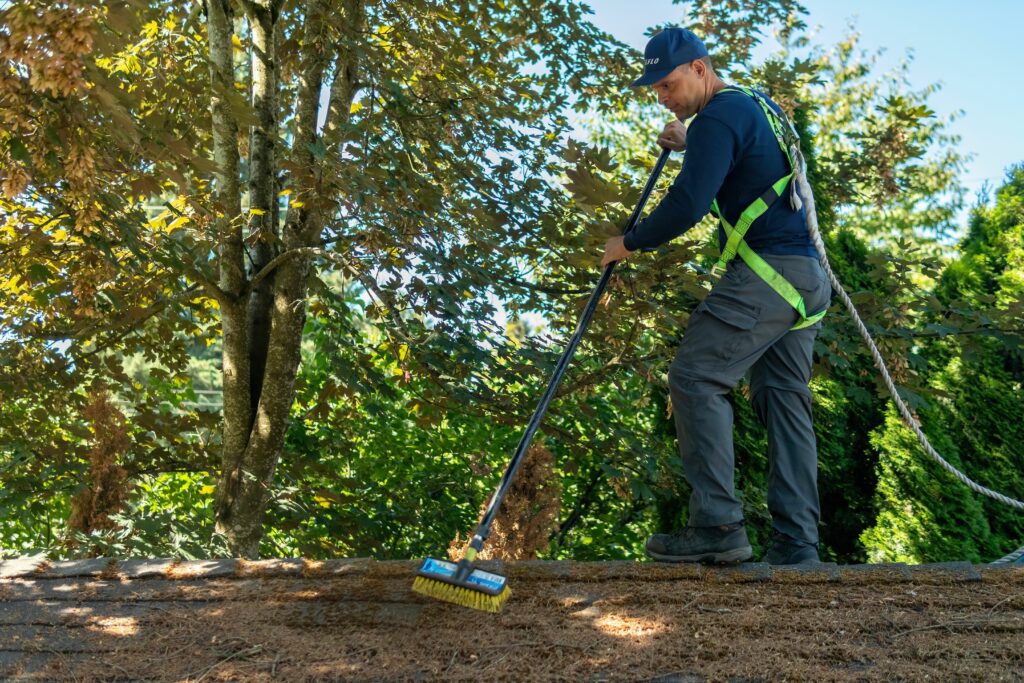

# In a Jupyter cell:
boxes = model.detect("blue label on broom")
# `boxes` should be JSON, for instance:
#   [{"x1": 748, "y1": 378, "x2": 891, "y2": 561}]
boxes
[
  {"x1": 421, "y1": 558, "x2": 457, "y2": 577},
  {"x1": 466, "y1": 569, "x2": 506, "y2": 591},
  {"x1": 420, "y1": 558, "x2": 506, "y2": 591}
]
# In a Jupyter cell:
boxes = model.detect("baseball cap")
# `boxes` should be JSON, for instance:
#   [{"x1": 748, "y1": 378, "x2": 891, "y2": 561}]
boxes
[{"x1": 630, "y1": 28, "x2": 709, "y2": 88}]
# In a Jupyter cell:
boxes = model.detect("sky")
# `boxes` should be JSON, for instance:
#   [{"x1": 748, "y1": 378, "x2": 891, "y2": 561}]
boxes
[{"x1": 583, "y1": 0, "x2": 1024, "y2": 211}]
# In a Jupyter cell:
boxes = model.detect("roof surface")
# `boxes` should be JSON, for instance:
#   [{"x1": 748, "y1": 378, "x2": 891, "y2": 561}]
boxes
[{"x1": 1, "y1": 557, "x2": 1022, "y2": 681}]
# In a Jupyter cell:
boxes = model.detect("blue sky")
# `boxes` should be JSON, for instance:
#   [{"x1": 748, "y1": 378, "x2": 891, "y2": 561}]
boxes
[{"x1": 584, "y1": 0, "x2": 1024, "y2": 210}]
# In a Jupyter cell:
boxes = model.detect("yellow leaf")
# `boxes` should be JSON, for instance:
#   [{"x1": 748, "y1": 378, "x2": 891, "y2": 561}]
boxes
[
  {"x1": 392, "y1": 366, "x2": 404, "y2": 376},
  {"x1": 350, "y1": 101, "x2": 363, "y2": 114},
  {"x1": 249, "y1": 208, "x2": 266, "y2": 216},
  {"x1": 1, "y1": 276, "x2": 24, "y2": 295},
  {"x1": 314, "y1": 495, "x2": 331, "y2": 508},
  {"x1": 200, "y1": 485, "x2": 215, "y2": 495},
  {"x1": 232, "y1": 35, "x2": 243, "y2": 50},
  {"x1": 506, "y1": 319, "x2": 526, "y2": 347},
  {"x1": 398, "y1": 344, "x2": 409, "y2": 361},
  {"x1": 166, "y1": 215, "x2": 189, "y2": 233},
  {"x1": 278, "y1": 188, "x2": 292, "y2": 197}
]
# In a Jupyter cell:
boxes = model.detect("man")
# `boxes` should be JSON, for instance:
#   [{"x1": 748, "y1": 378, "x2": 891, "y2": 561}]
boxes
[{"x1": 600, "y1": 28, "x2": 831, "y2": 565}]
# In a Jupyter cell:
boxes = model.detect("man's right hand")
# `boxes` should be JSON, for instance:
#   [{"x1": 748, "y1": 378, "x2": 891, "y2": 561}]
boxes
[{"x1": 657, "y1": 120, "x2": 687, "y2": 151}]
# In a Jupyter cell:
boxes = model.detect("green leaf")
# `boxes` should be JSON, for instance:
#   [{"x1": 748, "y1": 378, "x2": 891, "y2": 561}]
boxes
[
  {"x1": 305, "y1": 139, "x2": 327, "y2": 160},
  {"x1": 27, "y1": 263, "x2": 51, "y2": 282},
  {"x1": 7, "y1": 137, "x2": 30, "y2": 163}
]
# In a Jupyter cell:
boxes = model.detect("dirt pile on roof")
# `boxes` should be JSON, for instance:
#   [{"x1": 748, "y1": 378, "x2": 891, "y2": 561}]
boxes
[{"x1": 1, "y1": 557, "x2": 1022, "y2": 681}]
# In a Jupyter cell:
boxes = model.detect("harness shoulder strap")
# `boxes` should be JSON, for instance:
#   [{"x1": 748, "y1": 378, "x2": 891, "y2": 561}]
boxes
[{"x1": 708, "y1": 85, "x2": 826, "y2": 331}]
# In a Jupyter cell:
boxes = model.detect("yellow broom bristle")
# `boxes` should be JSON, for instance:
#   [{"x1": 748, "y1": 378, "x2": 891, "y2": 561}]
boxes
[{"x1": 411, "y1": 576, "x2": 511, "y2": 613}]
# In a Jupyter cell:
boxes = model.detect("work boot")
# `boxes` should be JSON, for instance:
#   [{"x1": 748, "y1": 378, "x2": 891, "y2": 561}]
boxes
[
  {"x1": 645, "y1": 522, "x2": 753, "y2": 564},
  {"x1": 761, "y1": 533, "x2": 820, "y2": 565}
]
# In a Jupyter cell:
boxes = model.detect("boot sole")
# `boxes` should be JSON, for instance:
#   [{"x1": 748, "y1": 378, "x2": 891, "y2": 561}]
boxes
[
  {"x1": 645, "y1": 545, "x2": 753, "y2": 565},
  {"x1": 763, "y1": 557, "x2": 821, "y2": 566}
]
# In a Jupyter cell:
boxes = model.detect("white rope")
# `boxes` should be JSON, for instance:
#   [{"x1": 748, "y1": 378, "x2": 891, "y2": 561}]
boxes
[{"x1": 791, "y1": 155, "x2": 1024, "y2": 565}]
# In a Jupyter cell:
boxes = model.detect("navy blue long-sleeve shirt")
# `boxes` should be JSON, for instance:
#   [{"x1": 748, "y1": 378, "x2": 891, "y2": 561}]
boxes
[{"x1": 622, "y1": 88, "x2": 816, "y2": 258}]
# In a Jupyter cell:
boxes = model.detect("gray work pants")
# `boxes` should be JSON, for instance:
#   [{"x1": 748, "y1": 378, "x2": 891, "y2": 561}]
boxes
[{"x1": 669, "y1": 254, "x2": 831, "y2": 545}]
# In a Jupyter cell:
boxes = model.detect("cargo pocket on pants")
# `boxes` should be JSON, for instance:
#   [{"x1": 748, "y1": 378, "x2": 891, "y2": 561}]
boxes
[
  {"x1": 702, "y1": 294, "x2": 760, "y2": 330},
  {"x1": 691, "y1": 294, "x2": 761, "y2": 362}
]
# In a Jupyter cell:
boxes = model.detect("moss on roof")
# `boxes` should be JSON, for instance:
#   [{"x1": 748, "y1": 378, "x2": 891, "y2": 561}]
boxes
[{"x1": 1, "y1": 558, "x2": 1022, "y2": 680}]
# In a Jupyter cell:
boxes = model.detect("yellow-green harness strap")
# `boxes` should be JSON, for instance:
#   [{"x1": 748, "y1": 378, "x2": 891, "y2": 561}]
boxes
[
  {"x1": 709, "y1": 85, "x2": 826, "y2": 331},
  {"x1": 711, "y1": 172, "x2": 792, "y2": 274},
  {"x1": 737, "y1": 241, "x2": 825, "y2": 330}
]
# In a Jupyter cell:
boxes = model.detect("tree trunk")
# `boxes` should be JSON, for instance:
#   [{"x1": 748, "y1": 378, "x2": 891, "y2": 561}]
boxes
[
  {"x1": 208, "y1": 0, "x2": 364, "y2": 558},
  {"x1": 204, "y1": 0, "x2": 256, "y2": 555},
  {"x1": 244, "y1": 0, "x2": 278, "y2": 431},
  {"x1": 220, "y1": 255, "x2": 311, "y2": 558}
]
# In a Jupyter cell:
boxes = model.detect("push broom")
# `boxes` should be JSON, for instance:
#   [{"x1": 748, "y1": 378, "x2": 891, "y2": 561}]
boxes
[{"x1": 412, "y1": 147, "x2": 672, "y2": 612}]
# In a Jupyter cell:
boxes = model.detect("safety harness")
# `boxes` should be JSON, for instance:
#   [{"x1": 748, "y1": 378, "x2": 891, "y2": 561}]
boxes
[{"x1": 708, "y1": 85, "x2": 827, "y2": 331}]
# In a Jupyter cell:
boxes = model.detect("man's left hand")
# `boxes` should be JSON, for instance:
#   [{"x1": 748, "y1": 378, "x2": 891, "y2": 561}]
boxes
[{"x1": 601, "y1": 236, "x2": 633, "y2": 268}]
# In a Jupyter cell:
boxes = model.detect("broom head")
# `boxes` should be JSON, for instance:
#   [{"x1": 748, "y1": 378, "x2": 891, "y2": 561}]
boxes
[{"x1": 412, "y1": 557, "x2": 511, "y2": 613}]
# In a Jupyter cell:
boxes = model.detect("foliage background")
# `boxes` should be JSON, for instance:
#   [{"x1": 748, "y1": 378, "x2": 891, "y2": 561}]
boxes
[{"x1": 1, "y1": 0, "x2": 1022, "y2": 564}]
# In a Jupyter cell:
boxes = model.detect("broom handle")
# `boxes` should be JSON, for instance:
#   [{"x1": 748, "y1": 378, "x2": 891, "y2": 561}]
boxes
[{"x1": 473, "y1": 147, "x2": 672, "y2": 542}]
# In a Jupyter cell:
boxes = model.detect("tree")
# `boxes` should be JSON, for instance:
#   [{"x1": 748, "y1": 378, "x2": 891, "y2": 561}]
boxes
[
  {"x1": 1, "y1": 0, "x2": 638, "y2": 557},
  {"x1": 860, "y1": 166, "x2": 1024, "y2": 562}
]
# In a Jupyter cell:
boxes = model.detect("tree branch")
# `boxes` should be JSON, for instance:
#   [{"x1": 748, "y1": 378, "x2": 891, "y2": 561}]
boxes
[
  {"x1": 20, "y1": 285, "x2": 203, "y2": 343},
  {"x1": 281, "y1": 0, "x2": 331, "y2": 249},
  {"x1": 204, "y1": 0, "x2": 244, "y2": 296},
  {"x1": 323, "y1": 0, "x2": 366, "y2": 140},
  {"x1": 244, "y1": 246, "x2": 325, "y2": 294},
  {"x1": 553, "y1": 467, "x2": 604, "y2": 547}
]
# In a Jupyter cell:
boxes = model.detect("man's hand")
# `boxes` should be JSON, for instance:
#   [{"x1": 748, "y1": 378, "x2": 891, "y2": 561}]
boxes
[
  {"x1": 601, "y1": 235, "x2": 633, "y2": 268},
  {"x1": 657, "y1": 120, "x2": 687, "y2": 151}
]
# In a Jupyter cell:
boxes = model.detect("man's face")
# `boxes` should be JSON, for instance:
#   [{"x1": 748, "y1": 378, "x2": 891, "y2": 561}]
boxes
[{"x1": 651, "y1": 63, "x2": 703, "y2": 120}]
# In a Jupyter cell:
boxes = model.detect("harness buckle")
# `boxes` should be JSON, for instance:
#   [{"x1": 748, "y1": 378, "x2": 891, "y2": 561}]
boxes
[{"x1": 710, "y1": 264, "x2": 724, "y2": 279}]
